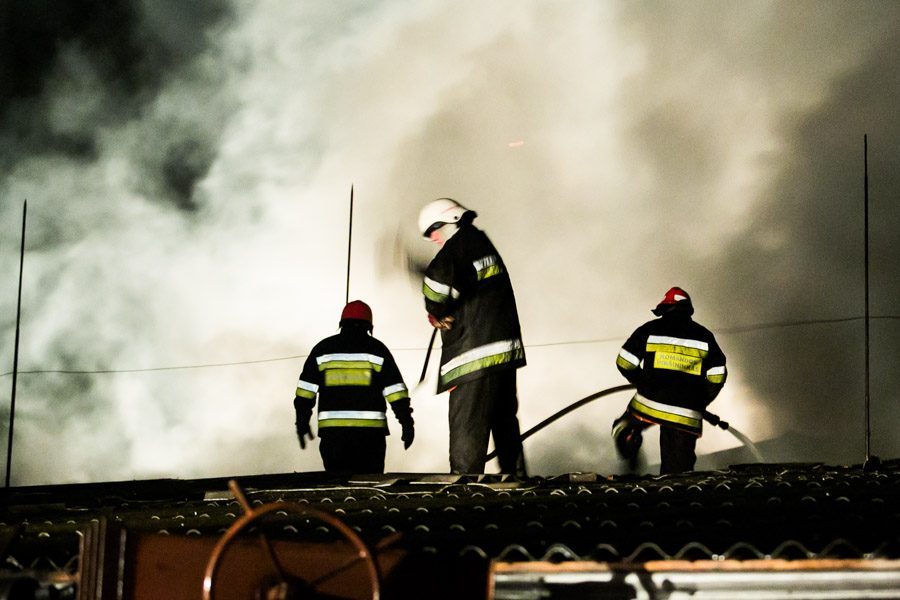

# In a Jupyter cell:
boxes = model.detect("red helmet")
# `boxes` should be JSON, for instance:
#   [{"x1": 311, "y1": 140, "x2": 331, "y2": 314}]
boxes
[
  {"x1": 652, "y1": 286, "x2": 693, "y2": 316},
  {"x1": 340, "y1": 300, "x2": 373, "y2": 329}
]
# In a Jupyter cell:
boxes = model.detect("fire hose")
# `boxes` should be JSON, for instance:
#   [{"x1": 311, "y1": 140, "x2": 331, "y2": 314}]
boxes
[
  {"x1": 412, "y1": 333, "x2": 752, "y2": 463},
  {"x1": 484, "y1": 384, "x2": 737, "y2": 462}
]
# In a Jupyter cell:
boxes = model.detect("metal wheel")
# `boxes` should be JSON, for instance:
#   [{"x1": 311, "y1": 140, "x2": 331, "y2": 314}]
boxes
[{"x1": 202, "y1": 480, "x2": 381, "y2": 600}]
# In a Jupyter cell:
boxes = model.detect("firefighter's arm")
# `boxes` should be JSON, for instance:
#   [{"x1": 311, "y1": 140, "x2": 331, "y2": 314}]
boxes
[
  {"x1": 705, "y1": 370, "x2": 727, "y2": 402},
  {"x1": 391, "y1": 399, "x2": 415, "y2": 450},
  {"x1": 422, "y1": 253, "x2": 460, "y2": 320},
  {"x1": 293, "y1": 396, "x2": 316, "y2": 449},
  {"x1": 704, "y1": 340, "x2": 728, "y2": 403},
  {"x1": 615, "y1": 335, "x2": 645, "y2": 386},
  {"x1": 382, "y1": 363, "x2": 415, "y2": 450},
  {"x1": 293, "y1": 357, "x2": 319, "y2": 449}
]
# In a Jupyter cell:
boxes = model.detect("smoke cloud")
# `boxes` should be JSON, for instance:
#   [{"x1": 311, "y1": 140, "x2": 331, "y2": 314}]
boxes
[{"x1": 1, "y1": 1, "x2": 897, "y2": 484}]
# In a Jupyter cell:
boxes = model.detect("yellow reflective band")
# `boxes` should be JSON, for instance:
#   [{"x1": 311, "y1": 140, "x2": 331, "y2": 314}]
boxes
[
  {"x1": 476, "y1": 265, "x2": 502, "y2": 281},
  {"x1": 617, "y1": 356, "x2": 638, "y2": 370},
  {"x1": 440, "y1": 347, "x2": 524, "y2": 385},
  {"x1": 295, "y1": 388, "x2": 316, "y2": 400},
  {"x1": 383, "y1": 382, "x2": 406, "y2": 395},
  {"x1": 318, "y1": 419, "x2": 386, "y2": 428},
  {"x1": 423, "y1": 276, "x2": 459, "y2": 304},
  {"x1": 646, "y1": 343, "x2": 708, "y2": 358},
  {"x1": 318, "y1": 410, "x2": 386, "y2": 427},
  {"x1": 474, "y1": 255, "x2": 503, "y2": 281},
  {"x1": 618, "y1": 348, "x2": 640, "y2": 366},
  {"x1": 319, "y1": 410, "x2": 387, "y2": 428},
  {"x1": 318, "y1": 360, "x2": 382, "y2": 372},
  {"x1": 319, "y1": 410, "x2": 384, "y2": 419},
  {"x1": 707, "y1": 373, "x2": 726, "y2": 384},
  {"x1": 647, "y1": 335, "x2": 708, "y2": 352},
  {"x1": 296, "y1": 379, "x2": 318, "y2": 399},
  {"x1": 707, "y1": 365, "x2": 726, "y2": 384},
  {"x1": 297, "y1": 379, "x2": 319, "y2": 392},
  {"x1": 423, "y1": 281, "x2": 448, "y2": 303},
  {"x1": 323, "y1": 368, "x2": 372, "y2": 386},
  {"x1": 317, "y1": 353, "x2": 383, "y2": 368},
  {"x1": 629, "y1": 396, "x2": 701, "y2": 430},
  {"x1": 385, "y1": 390, "x2": 409, "y2": 403},
  {"x1": 653, "y1": 351, "x2": 702, "y2": 375},
  {"x1": 442, "y1": 340, "x2": 521, "y2": 374}
]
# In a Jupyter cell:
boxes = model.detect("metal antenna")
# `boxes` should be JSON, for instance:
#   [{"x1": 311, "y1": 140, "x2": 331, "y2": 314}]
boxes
[
  {"x1": 863, "y1": 134, "x2": 879, "y2": 471},
  {"x1": 6, "y1": 200, "x2": 26, "y2": 488},
  {"x1": 345, "y1": 185, "x2": 354, "y2": 305}
]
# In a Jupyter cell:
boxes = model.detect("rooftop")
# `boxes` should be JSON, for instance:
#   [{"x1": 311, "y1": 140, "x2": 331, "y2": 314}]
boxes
[{"x1": 2, "y1": 459, "x2": 899, "y2": 598}]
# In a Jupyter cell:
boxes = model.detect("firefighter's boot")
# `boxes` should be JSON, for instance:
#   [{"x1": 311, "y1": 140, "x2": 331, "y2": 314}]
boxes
[{"x1": 612, "y1": 413, "x2": 643, "y2": 472}]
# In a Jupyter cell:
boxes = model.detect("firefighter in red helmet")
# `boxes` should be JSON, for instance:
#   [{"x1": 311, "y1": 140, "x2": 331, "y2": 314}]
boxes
[
  {"x1": 612, "y1": 287, "x2": 727, "y2": 474},
  {"x1": 293, "y1": 300, "x2": 414, "y2": 473}
]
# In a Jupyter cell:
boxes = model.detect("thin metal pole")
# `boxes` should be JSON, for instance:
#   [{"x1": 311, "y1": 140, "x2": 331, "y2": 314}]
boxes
[
  {"x1": 345, "y1": 185, "x2": 353, "y2": 305},
  {"x1": 863, "y1": 135, "x2": 871, "y2": 462},
  {"x1": 6, "y1": 200, "x2": 26, "y2": 488}
]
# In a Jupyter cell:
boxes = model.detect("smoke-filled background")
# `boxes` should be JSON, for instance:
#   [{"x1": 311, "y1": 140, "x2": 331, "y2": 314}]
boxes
[{"x1": 1, "y1": 1, "x2": 897, "y2": 485}]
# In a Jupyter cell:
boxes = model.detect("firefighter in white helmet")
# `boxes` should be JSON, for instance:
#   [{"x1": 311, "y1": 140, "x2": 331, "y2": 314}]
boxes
[
  {"x1": 293, "y1": 300, "x2": 415, "y2": 473},
  {"x1": 418, "y1": 198, "x2": 527, "y2": 476},
  {"x1": 612, "y1": 287, "x2": 727, "y2": 474}
]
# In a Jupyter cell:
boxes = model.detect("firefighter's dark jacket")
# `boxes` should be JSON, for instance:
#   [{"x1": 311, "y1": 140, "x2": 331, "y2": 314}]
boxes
[
  {"x1": 423, "y1": 222, "x2": 526, "y2": 392},
  {"x1": 294, "y1": 324, "x2": 412, "y2": 433},
  {"x1": 616, "y1": 310, "x2": 726, "y2": 436}
]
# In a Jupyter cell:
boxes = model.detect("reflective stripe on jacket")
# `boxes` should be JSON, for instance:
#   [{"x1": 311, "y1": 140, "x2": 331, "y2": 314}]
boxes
[
  {"x1": 294, "y1": 327, "x2": 411, "y2": 431},
  {"x1": 423, "y1": 223, "x2": 525, "y2": 391},
  {"x1": 318, "y1": 410, "x2": 387, "y2": 429},
  {"x1": 628, "y1": 392, "x2": 704, "y2": 435},
  {"x1": 616, "y1": 312, "x2": 727, "y2": 436}
]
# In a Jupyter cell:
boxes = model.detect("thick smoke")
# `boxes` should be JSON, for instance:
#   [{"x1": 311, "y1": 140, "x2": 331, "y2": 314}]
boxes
[
  {"x1": 378, "y1": 1, "x2": 900, "y2": 473},
  {"x1": 0, "y1": 1, "x2": 230, "y2": 193},
  {"x1": 0, "y1": 0, "x2": 240, "y2": 483},
  {"x1": 1, "y1": 1, "x2": 898, "y2": 484},
  {"x1": 707, "y1": 30, "x2": 900, "y2": 463}
]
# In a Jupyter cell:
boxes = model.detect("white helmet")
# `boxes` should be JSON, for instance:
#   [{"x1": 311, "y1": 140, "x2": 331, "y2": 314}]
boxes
[{"x1": 418, "y1": 198, "x2": 474, "y2": 238}]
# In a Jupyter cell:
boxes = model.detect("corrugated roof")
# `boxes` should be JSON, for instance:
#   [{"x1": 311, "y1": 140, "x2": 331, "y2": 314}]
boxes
[{"x1": 2, "y1": 460, "x2": 899, "y2": 598}]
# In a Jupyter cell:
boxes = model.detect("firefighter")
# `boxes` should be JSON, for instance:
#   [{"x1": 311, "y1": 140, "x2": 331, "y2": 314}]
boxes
[
  {"x1": 293, "y1": 300, "x2": 414, "y2": 473},
  {"x1": 612, "y1": 287, "x2": 727, "y2": 474},
  {"x1": 418, "y1": 198, "x2": 527, "y2": 476}
]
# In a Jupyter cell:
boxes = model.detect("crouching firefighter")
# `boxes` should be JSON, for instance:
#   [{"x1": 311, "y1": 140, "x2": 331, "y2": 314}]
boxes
[
  {"x1": 612, "y1": 287, "x2": 727, "y2": 474},
  {"x1": 293, "y1": 300, "x2": 415, "y2": 474}
]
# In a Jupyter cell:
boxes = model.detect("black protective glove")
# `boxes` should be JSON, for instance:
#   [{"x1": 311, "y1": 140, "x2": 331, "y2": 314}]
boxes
[
  {"x1": 399, "y1": 416, "x2": 415, "y2": 450},
  {"x1": 295, "y1": 410, "x2": 314, "y2": 450}
]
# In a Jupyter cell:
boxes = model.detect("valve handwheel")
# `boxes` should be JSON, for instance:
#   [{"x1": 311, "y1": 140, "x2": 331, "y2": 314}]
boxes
[{"x1": 202, "y1": 480, "x2": 381, "y2": 600}]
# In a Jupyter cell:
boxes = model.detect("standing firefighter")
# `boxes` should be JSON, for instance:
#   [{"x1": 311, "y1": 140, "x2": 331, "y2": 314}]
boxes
[
  {"x1": 613, "y1": 287, "x2": 727, "y2": 474},
  {"x1": 293, "y1": 300, "x2": 415, "y2": 473},
  {"x1": 418, "y1": 198, "x2": 527, "y2": 476}
]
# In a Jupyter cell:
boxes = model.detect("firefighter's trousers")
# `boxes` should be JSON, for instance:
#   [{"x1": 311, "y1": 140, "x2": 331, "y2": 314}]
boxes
[
  {"x1": 319, "y1": 428, "x2": 386, "y2": 473},
  {"x1": 448, "y1": 369, "x2": 526, "y2": 476},
  {"x1": 612, "y1": 411, "x2": 698, "y2": 475}
]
